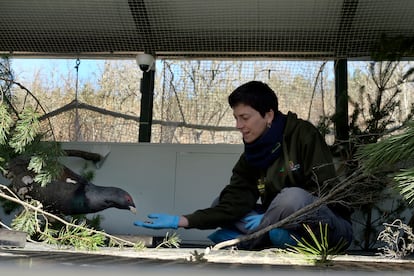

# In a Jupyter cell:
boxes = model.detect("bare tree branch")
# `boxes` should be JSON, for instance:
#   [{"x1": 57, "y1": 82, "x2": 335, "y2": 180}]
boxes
[{"x1": 39, "y1": 99, "x2": 236, "y2": 132}]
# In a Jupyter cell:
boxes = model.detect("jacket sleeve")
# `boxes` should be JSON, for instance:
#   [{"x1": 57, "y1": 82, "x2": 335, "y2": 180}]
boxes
[
  {"x1": 298, "y1": 121, "x2": 337, "y2": 194},
  {"x1": 298, "y1": 121, "x2": 353, "y2": 221},
  {"x1": 184, "y1": 155, "x2": 260, "y2": 230}
]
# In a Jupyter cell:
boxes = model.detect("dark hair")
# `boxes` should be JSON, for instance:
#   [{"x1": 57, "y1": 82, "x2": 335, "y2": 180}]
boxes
[{"x1": 228, "y1": 81, "x2": 279, "y2": 117}]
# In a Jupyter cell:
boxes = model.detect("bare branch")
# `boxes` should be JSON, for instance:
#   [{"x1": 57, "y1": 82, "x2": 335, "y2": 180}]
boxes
[{"x1": 39, "y1": 99, "x2": 236, "y2": 132}]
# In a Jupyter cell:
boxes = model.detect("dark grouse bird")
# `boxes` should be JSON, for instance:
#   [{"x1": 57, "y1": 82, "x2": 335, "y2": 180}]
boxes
[{"x1": 5, "y1": 157, "x2": 137, "y2": 215}]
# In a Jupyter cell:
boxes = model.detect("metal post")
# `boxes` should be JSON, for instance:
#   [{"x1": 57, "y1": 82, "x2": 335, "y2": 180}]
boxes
[
  {"x1": 334, "y1": 59, "x2": 349, "y2": 142},
  {"x1": 138, "y1": 68, "x2": 155, "y2": 142}
]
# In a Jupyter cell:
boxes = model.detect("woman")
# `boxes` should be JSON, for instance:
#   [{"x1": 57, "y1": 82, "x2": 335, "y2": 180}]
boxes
[{"x1": 134, "y1": 81, "x2": 353, "y2": 250}]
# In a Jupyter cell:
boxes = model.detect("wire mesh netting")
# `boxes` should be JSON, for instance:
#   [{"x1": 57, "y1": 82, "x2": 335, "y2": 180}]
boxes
[
  {"x1": 1, "y1": 0, "x2": 413, "y2": 59},
  {"x1": 2, "y1": 1, "x2": 414, "y2": 144},
  {"x1": 7, "y1": 59, "x2": 414, "y2": 144},
  {"x1": 151, "y1": 60, "x2": 335, "y2": 144}
]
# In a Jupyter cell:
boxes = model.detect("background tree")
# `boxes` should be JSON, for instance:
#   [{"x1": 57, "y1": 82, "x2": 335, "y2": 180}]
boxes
[{"x1": 330, "y1": 58, "x2": 414, "y2": 251}]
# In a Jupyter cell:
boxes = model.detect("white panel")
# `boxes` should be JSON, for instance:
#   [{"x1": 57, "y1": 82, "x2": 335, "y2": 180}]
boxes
[
  {"x1": 173, "y1": 150, "x2": 240, "y2": 244},
  {"x1": 58, "y1": 142, "x2": 242, "y2": 245}
]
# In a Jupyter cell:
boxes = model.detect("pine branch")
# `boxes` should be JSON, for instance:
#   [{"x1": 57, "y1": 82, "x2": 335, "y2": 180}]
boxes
[
  {"x1": 356, "y1": 121, "x2": 414, "y2": 173},
  {"x1": 395, "y1": 168, "x2": 414, "y2": 205}
]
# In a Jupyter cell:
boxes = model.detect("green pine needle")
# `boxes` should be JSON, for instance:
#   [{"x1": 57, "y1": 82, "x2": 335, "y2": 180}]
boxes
[
  {"x1": 356, "y1": 122, "x2": 414, "y2": 205},
  {"x1": 0, "y1": 103, "x2": 14, "y2": 145},
  {"x1": 395, "y1": 168, "x2": 414, "y2": 205},
  {"x1": 156, "y1": 232, "x2": 181, "y2": 249},
  {"x1": 356, "y1": 122, "x2": 414, "y2": 173},
  {"x1": 8, "y1": 108, "x2": 41, "y2": 154},
  {"x1": 287, "y1": 222, "x2": 348, "y2": 264}
]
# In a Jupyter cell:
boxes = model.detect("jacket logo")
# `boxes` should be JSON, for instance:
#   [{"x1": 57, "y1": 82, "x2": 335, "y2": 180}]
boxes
[{"x1": 279, "y1": 161, "x2": 301, "y2": 173}]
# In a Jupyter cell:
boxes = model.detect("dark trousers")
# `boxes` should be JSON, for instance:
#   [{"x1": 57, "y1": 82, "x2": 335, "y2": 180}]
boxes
[{"x1": 214, "y1": 187, "x2": 353, "y2": 250}]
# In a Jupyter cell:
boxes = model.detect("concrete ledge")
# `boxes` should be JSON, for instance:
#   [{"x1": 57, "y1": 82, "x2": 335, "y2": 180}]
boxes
[
  {"x1": 1, "y1": 242, "x2": 414, "y2": 272},
  {"x1": 0, "y1": 229, "x2": 26, "y2": 248}
]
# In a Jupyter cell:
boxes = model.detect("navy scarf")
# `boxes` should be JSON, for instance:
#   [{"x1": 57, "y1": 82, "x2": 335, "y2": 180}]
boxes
[{"x1": 244, "y1": 112, "x2": 287, "y2": 169}]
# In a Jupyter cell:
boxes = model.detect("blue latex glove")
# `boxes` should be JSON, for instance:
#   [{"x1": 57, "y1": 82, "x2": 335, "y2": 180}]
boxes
[
  {"x1": 244, "y1": 214, "x2": 264, "y2": 230},
  {"x1": 208, "y1": 228, "x2": 241, "y2": 243},
  {"x1": 269, "y1": 228, "x2": 297, "y2": 248},
  {"x1": 134, "y1": 213, "x2": 179, "y2": 229}
]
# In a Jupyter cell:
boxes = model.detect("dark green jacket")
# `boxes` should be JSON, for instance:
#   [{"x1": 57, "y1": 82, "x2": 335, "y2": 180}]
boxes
[{"x1": 185, "y1": 112, "x2": 345, "y2": 229}]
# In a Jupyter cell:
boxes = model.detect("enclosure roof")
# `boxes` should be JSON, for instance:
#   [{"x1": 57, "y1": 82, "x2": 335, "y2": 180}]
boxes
[{"x1": 1, "y1": 0, "x2": 413, "y2": 60}]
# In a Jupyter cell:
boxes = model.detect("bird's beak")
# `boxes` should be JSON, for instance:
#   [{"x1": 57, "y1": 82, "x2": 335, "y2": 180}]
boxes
[{"x1": 129, "y1": 206, "x2": 137, "y2": 214}]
